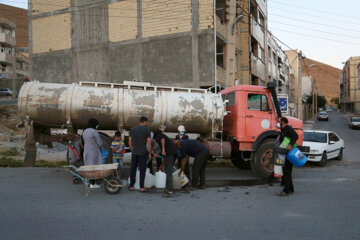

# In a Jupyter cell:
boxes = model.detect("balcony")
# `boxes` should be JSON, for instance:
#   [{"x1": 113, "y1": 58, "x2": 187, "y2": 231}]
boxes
[
  {"x1": 0, "y1": 32, "x2": 16, "y2": 47},
  {"x1": 251, "y1": 53, "x2": 265, "y2": 80},
  {"x1": 256, "y1": 0, "x2": 267, "y2": 16},
  {"x1": 250, "y1": 18, "x2": 265, "y2": 48},
  {"x1": 0, "y1": 52, "x2": 15, "y2": 64}
]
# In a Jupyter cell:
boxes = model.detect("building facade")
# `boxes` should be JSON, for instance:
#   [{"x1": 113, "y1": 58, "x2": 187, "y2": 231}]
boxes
[
  {"x1": 0, "y1": 17, "x2": 16, "y2": 82},
  {"x1": 29, "y1": 0, "x2": 294, "y2": 98},
  {"x1": 340, "y1": 56, "x2": 360, "y2": 114},
  {"x1": 0, "y1": 4, "x2": 30, "y2": 92}
]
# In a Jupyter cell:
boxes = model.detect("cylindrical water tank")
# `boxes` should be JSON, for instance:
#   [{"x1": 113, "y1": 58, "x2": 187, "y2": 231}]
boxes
[{"x1": 18, "y1": 81, "x2": 225, "y2": 134}]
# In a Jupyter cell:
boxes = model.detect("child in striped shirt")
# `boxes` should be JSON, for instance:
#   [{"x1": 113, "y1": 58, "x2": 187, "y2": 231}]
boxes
[{"x1": 111, "y1": 131, "x2": 126, "y2": 178}]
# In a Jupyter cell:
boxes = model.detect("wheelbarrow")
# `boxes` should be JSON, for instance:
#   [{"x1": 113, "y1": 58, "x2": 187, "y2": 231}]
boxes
[{"x1": 68, "y1": 163, "x2": 124, "y2": 195}]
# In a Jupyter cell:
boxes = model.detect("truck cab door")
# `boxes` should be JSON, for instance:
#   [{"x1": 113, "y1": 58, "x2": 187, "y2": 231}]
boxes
[{"x1": 245, "y1": 93, "x2": 273, "y2": 140}]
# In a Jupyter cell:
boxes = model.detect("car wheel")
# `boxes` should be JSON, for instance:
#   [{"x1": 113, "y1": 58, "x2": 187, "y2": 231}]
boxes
[
  {"x1": 337, "y1": 148, "x2": 343, "y2": 161},
  {"x1": 318, "y1": 152, "x2": 327, "y2": 167}
]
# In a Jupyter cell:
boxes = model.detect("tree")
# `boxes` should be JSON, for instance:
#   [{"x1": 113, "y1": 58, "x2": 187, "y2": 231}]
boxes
[
  {"x1": 331, "y1": 97, "x2": 341, "y2": 108},
  {"x1": 304, "y1": 94, "x2": 327, "y2": 109}
]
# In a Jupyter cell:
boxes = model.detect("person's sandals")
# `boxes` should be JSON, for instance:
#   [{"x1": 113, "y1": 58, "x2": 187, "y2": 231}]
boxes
[
  {"x1": 139, "y1": 188, "x2": 149, "y2": 193},
  {"x1": 276, "y1": 191, "x2": 289, "y2": 197},
  {"x1": 128, "y1": 186, "x2": 135, "y2": 191},
  {"x1": 161, "y1": 190, "x2": 174, "y2": 198}
]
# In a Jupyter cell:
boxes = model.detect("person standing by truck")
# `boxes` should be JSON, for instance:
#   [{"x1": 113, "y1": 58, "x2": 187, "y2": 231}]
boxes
[
  {"x1": 175, "y1": 125, "x2": 190, "y2": 177},
  {"x1": 111, "y1": 131, "x2": 126, "y2": 179},
  {"x1": 154, "y1": 131, "x2": 177, "y2": 197},
  {"x1": 174, "y1": 139, "x2": 209, "y2": 190},
  {"x1": 277, "y1": 117, "x2": 298, "y2": 197},
  {"x1": 82, "y1": 118, "x2": 103, "y2": 188},
  {"x1": 128, "y1": 116, "x2": 152, "y2": 192}
]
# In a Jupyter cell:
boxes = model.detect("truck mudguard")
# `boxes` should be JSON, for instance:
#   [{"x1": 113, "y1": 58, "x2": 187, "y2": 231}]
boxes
[{"x1": 252, "y1": 130, "x2": 279, "y2": 151}]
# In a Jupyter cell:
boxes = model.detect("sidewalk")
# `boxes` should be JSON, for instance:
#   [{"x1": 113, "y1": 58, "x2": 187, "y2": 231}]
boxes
[{"x1": 303, "y1": 118, "x2": 316, "y2": 130}]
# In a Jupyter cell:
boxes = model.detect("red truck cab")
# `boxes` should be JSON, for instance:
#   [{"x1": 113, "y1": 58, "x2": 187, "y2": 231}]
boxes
[{"x1": 221, "y1": 83, "x2": 304, "y2": 178}]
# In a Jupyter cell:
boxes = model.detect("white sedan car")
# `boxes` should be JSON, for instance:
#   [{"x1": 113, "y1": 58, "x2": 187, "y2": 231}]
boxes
[{"x1": 301, "y1": 130, "x2": 345, "y2": 166}]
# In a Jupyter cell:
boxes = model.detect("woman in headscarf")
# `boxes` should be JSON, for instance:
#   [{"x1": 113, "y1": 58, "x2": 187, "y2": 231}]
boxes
[{"x1": 83, "y1": 118, "x2": 103, "y2": 166}]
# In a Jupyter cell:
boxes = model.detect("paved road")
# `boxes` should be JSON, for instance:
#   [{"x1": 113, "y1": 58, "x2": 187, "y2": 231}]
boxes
[{"x1": 0, "y1": 111, "x2": 359, "y2": 240}]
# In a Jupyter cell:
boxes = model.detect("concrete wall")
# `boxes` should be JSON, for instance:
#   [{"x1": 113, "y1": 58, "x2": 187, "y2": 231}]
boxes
[{"x1": 30, "y1": 0, "x2": 215, "y2": 88}]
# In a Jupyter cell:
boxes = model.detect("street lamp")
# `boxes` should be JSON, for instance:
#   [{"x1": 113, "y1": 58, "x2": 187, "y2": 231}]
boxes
[{"x1": 231, "y1": 14, "x2": 244, "y2": 35}]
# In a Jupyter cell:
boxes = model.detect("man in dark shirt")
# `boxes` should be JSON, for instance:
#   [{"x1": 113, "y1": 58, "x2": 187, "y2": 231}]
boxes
[
  {"x1": 277, "y1": 117, "x2": 298, "y2": 197},
  {"x1": 174, "y1": 139, "x2": 209, "y2": 189},
  {"x1": 154, "y1": 131, "x2": 177, "y2": 197},
  {"x1": 129, "y1": 116, "x2": 152, "y2": 192}
]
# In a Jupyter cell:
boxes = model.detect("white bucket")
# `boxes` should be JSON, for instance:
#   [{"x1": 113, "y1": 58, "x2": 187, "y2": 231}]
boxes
[
  {"x1": 155, "y1": 171, "x2": 166, "y2": 188},
  {"x1": 274, "y1": 165, "x2": 283, "y2": 178}
]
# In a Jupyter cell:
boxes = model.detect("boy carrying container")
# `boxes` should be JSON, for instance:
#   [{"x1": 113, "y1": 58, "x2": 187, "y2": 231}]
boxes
[{"x1": 111, "y1": 131, "x2": 126, "y2": 178}]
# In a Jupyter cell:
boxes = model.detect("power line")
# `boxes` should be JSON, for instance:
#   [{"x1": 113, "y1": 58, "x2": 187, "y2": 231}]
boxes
[
  {"x1": 272, "y1": 28, "x2": 360, "y2": 47},
  {"x1": 270, "y1": 20, "x2": 360, "y2": 40},
  {"x1": 269, "y1": 0, "x2": 360, "y2": 20},
  {"x1": 271, "y1": 13, "x2": 360, "y2": 34},
  {"x1": 268, "y1": 5, "x2": 360, "y2": 27}
]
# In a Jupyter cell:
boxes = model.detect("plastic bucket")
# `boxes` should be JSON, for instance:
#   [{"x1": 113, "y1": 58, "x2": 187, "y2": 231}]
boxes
[{"x1": 287, "y1": 148, "x2": 307, "y2": 167}]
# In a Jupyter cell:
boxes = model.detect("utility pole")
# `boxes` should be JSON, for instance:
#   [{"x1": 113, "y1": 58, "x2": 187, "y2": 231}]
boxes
[{"x1": 12, "y1": 50, "x2": 16, "y2": 98}]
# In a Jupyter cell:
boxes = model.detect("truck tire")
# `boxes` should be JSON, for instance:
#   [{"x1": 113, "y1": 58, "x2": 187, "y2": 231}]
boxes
[
  {"x1": 250, "y1": 139, "x2": 275, "y2": 179},
  {"x1": 99, "y1": 133, "x2": 113, "y2": 164},
  {"x1": 231, "y1": 151, "x2": 251, "y2": 170}
]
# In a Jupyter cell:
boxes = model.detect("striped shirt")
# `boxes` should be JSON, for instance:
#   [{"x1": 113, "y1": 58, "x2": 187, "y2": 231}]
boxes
[{"x1": 111, "y1": 140, "x2": 125, "y2": 159}]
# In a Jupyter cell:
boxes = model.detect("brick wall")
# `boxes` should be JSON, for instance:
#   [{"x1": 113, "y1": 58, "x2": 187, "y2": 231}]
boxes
[
  {"x1": 32, "y1": 0, "x2": 70, "y2": 14},
  {"x1": 108, "y1": 1, "x2": 138, "y2": 42},
  {"x1": 199, "y1": 0, "x2": 213, "y2": 30},
  {"x1": 32, "y1": 13, "x2": 71, "y2": 54},
  {"x1": 142, "y1": 0, "x2": 192, "y2": 38}
]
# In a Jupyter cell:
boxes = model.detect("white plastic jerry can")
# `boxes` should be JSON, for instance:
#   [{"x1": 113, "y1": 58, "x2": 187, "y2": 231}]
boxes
[
  {"x1": 127, "y1": 170, "x2": 140, "y2": 189},
  {"x1": 144, "y1": 168, "x2": 154, "y2": 188},
  {"x1": 155, "y1": 171, "x2": 166, "y2": 188}
]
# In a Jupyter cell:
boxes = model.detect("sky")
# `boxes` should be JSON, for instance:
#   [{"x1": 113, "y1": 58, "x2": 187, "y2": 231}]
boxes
[{"x1": 1, "y1": 0, "x2": 360, "y2": 69}]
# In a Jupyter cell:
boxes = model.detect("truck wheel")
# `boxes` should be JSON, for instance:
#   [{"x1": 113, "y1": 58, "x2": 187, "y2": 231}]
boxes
[
  {"x1": 250, "y1": 139, "x2": 275, "y2": 179},
  {"x1": 231, "y1": 151, "x2": 251, "y2": 170},
  {"x1": 99, "y1": 133, "x2": 113, "y2": 164}
]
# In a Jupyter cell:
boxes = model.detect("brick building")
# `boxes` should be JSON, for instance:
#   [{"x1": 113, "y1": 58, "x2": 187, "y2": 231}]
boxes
[
  {"x1": 0, "y1": 4, "x2": 29, "y2": 91},
  {"x1": 340, "y1": 56, "x2": 360, "y2": 114},
  {"x1": 29, "y1": 0, "x2": 294, "y2": 94}
]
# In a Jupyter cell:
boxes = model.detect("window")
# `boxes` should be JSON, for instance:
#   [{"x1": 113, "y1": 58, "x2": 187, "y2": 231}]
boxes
[
  {"x1": 216, "y1": 0, "x2": 226, "y2": 23},
  {"x1": 251, "y1": 37, "x2": 259, "y2": 58},
  {"x1": 259, "y1": 12, "x2": 265, "y2": 28},
  {"x1": 259, "y1": 47, "x2": 265, "y2": 62},
  {"x1": 328, "y1": 133, "x2": 339, "y2": 142},
  {"x1": 222, "y1": 92, "x2": 235, "y2": 106},
  {"x1": 8, "y1": 48, "x2": 12, "y2": 54},
  {"x1": 234, "y1": 53, "x2": 238, "y2": 73},
  {"x1": 248, "y1": 94, "x2": 269, "y2": 111},
  {"x1": 217, "y1": 38, "x2": 225, "y2": 68},
  {"x1": 0, "y1": 45, "x2": 4, "y2": 53}
]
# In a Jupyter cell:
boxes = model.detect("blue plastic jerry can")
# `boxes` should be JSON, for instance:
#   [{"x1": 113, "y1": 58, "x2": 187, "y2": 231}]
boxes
[{"x1": 287, "y1": 148, "x2": 307, "y2": 167}]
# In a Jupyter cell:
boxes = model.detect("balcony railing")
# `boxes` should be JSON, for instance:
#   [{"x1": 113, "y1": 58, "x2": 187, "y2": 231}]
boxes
[{"x1": 0, "y1": 32, "x2": 16, "y2": 47}]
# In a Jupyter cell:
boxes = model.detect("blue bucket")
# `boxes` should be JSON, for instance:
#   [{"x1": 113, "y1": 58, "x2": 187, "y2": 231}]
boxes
[
  {"x1": 101, "y1": 148, "x2": 108, "y2": 164},
  {"x1": 287, "y1": 148, "x2": 307, "y2": 167}
]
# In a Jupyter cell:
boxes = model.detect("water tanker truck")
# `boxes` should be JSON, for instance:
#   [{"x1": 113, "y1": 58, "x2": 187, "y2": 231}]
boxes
[{"x1": 18, "y1": 81, "x2": 304, "y2": 179}]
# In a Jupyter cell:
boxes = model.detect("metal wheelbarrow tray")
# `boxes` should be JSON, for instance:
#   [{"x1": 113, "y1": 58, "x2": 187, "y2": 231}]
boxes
[{"x1": 68, "y1": 163, "x2": 124, "y2": 195}]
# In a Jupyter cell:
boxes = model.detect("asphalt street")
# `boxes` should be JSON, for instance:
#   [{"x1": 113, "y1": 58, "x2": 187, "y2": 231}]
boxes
[{"x1": 0, "y1": 111, "x2": 359, "y2": 240}]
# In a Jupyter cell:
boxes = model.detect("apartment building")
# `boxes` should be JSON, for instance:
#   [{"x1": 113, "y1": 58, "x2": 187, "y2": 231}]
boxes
[
  {"x1": 0, "y1": 17, "x2": 16, "y2": 81},
  {"x1": 29, "y1": 0, "x2": 295, "y2": 98},
  {"x1": 0, "y1": 4, "x2": 29, "y2": 91},
  {"x1": 340, "y1": 56, "x2": 360, "y2": 114}
]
